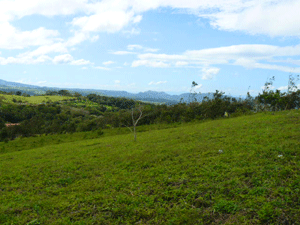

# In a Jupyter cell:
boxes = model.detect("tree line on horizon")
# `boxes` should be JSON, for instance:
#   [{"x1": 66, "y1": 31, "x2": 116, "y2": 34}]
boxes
[{"x1": 0, "y1": 75, "x2": 299, "y2": 142}]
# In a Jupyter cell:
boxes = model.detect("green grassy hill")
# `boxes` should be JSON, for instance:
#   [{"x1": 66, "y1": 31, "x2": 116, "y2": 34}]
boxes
[
  {"x1": 0, "y1": 94, "x2": 75, "y2": 104},
  {"x1": 0, "y1": 110, "x2": 299, "y2": 224}
]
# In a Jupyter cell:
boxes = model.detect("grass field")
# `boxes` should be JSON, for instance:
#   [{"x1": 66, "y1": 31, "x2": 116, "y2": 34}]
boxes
[
  {"x1": 0, "y1": 110, "x2": 299, "y2": 224},
  {"x1": 0, "y1": 94, "x2": 75, "y2": 104}
]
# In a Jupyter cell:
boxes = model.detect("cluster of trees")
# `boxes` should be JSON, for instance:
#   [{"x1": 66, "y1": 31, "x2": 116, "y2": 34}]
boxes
[
  {"x1": 0, "y1": 75, "x2": 299, "y2": 142},
  {"x1": 256, "y1": 75, "x2": 300, "y2": 111},
  {"x1": 86, "y1": 94, "x2": 138, "y2": 110}
]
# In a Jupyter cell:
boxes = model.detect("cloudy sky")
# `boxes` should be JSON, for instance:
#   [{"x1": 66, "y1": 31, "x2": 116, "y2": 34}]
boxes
[{"x1": 1, "y1": 0, "x2": 300, "y2": 96}]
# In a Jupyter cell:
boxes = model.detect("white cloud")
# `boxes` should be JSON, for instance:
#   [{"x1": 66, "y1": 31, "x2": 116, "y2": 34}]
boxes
[
  {"x1": 193, "y1": 84, "x2": 203, "y2": 91},
  {"x1": 53, "y1": 54, "x2": 73, "y2": 64},
  {"x1": 201, "y1": 67, "x2": 220, "y2": 80},
  {"x1": 0, "y1": 0, "x2": 87, "y2": 20},
  {"x1": 127, "y1": 45, "x2": 143, "y2": 50},
  {"x1": 261, "y1": 84, "x2": 276, "y2": 91},
  {"x1": 66, "y1": 0, "x2": 300, "y2": 37},
  {"x1": 114, "y1": 80, "x2": 121, "y2": 84},
  {"x1": 94, "y1": 66, "x2": 111, "y2": 71},
  {"x1": 0, "y1": 54, "x2": 52, "y2": 65},
  {"x1": 90, "y1": 35, "x2": 99, "y2": 42},
  {"x1": 132, "y1": 44, "x2": 300, "y2": 73},
  {"x1": 37, "y1": 80, "x2": 47, "y2": 85},
  {"x1": 176, "y1": 61, "x2": 189, "y2": 66},
  {"x1": 1, "y1": 0, "x2": 300, "y2": 69},
  {"x1": 278, "y1": 84, "x2": 300, "y2": 92},
  {"x1": 122, "y1": 27, "x2": 141, "y2": 36},
  {"x1": 0, "y1": 46, "x2": 92, "y2": 66},
  {"x1": 208, "y1": 0, "x2": 300, "y2": 37},
  {"x1": 70, "y1": 59, "x2": 91, "y2": 65},
  {"x1": 71, "y1": 11, "x2": 135, "y2": 33},
  {"x1": 144, "y1": 48, "x2": 159, "y2": 53},
  {"x1": 132, "y1": 60, "x2": 170, "y2": 68},
  {"x1": 111, "y1": 51, "x2": 136, "y2": 55},
  {"x1": 148, "y1": 81, "x2": 167, "y2": 85},
  {"x1": 18, "y1": 43, "x2": 68, "y2": 58},
  {"x1": 103, "y1": 61, "x2": 115, "y2": 65},
  {"x1": 17, "y1": 79, "x2": 47, "y2": 86},
  {"x1": 0, "y1": 22, "x2": 61, "y2": 49},
  {"x1": 0, "y1": 0, "x2": 300, "y2": 53},
  {"x1": 53, "y1": 54, "x2": 91, "y2": 65},
  {"x1": 127, "y1": 44, "x2": 159, "y2": 52},
  {"x1": 133, "y1": 15, "x2": 143, "y2": 23},
  {"x1": 278, "y1": 85, "x2": 288, "y2": 91}
]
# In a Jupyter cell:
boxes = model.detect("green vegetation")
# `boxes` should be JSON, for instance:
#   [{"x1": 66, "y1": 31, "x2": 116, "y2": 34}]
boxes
[
  {"x1": 0, "y1": 94, "x2": 75, "y2": 104},
  {"x1": 0, "y1": 75, "x2": 299, "y2": 144},
  {"x1": 0, "y1": 76, "x2": 300, "y2": 223},
  {"x1": 0, "y1": 110, "x2": 299, "y2": 224}
]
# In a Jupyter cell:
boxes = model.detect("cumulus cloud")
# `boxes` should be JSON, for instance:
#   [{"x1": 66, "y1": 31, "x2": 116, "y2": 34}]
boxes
[
  {"x1": 148, "y1": 81, "x2": 167, "y2": 85},
  {"x1": 67, "y1": 0, "x2": 300, "y2": 37},
  {"x1": 18, "y1": 43, "x2": 68, "y2": 58},
  {"x1": 0, "y1": 55, "x2": 52, "y2": 65},
  {"x1": 193, "y1": 84, "x2": 203, "y2": 91},
  {"x1": 53, "y1": 54, "x2": 73, "y2": 64},
  {"x1": 0, "y1": 0, "x2": 87, "y2": 20},
  {"x1": 114, "y1": 80, "x2": 121, "y2": 84},
  {"x1": 71, "y1": 10, "x2": 142, "y2": 33},
  {"x1": 132, "y1": 60, "x2": 170, "y2": 68},
  {"x1": 0, "y1": 45, "x2": 92, "y2": 66},
  {"x1": 103, "y1": 61, "x2": 115, "y2": 65},
  {"x1": 111, "y1": 51, "x2": 136, "y2": 55},
  {"x1": 278, "y1": 85, "x2": 288, "y2": 91},
  {"x1": 0, "y1": 23, "x2": 61, "y2": 49},
  {"x1": 278, "y1": 84, "x2": 300, "y2": 91},
  {"x1": 127, "y1": 45, "x2": 143, "y2": 50},
  {"x1": 53, "y1": 54, "x2": 91, "y2": 65},
  {"x1": 70, "y1": 59, "x2": 91, "y2": 65},
  {"x1": 1, "y1": 0, "x2": 300, "y2": 50},
  {"x1": 94, "y1": 66, "x2": 111, "y2": 71},
  {"x1": 175, "y1": 61, "x2": 189, "y2": 66},
  {"x1": 208, "y1": 0, "x2": 300, "y2": 37},
  {"x1": 127, "y1": 44, "x2": 159, "y2": 52},
  {"x1": 201, "y1": 68, "x2": 220, "y2": 80},
  {"x1": 131, "y1": 44, "x2": 300, "y2": 73},
  {"x1": 2, "y1": 0, "x2": 300, "y2": 68}
]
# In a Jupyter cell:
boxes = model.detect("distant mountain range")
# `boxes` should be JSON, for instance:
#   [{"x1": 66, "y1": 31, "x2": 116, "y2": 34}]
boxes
[{"x1": 0, "y1": 79, "x2": 212, "y2": 105}]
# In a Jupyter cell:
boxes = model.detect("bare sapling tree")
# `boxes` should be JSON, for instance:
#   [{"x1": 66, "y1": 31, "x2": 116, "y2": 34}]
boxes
[{"x1": 126, "y1": 104, "x2": 143, "y2": 142}]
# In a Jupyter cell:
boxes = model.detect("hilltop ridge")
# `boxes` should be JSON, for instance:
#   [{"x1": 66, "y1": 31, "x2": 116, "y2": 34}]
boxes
[{"x1": 0, "y1": 79, "x2": 210, "y2": 104}]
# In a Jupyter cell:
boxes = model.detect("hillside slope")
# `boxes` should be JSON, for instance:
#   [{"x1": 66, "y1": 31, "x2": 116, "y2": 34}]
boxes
[{"x1": 0, "y1": 110, "x2": 299, "y2": 224}]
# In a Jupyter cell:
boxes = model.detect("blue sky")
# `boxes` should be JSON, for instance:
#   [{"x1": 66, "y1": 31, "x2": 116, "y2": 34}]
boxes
[{"x1": 1, "y1": 0, "x2": 300, "y2": 96}]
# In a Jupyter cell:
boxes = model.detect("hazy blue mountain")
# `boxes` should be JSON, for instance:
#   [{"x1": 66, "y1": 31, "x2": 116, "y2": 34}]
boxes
[
  {"x1": 0, "y1": 79, "x2": 212, "y2": 104},
  {"x1": 0, "y1": 79, "x2": 45, "y2": 89}
]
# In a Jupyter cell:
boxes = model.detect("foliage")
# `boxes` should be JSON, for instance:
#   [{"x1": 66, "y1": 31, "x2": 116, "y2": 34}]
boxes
[
  {"x1": 256, "y1": 75, "x2": 300, "y2": 111},
  {"x1": 0, "y1": 75, "x2": 299, "y2": 143}
]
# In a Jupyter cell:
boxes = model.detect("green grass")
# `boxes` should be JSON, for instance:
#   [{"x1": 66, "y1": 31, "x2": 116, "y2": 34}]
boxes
[
  {"x1": 0, "y1": 110, "x2": 300, "y2": 224},
  {"x1": 0, "y1": 94, "x2": 75, "y2": 104}
]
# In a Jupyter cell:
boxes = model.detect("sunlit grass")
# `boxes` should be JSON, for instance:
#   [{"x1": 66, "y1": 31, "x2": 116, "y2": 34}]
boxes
[
  {"x1": 0, "y1": 94, "x2": 75, "y2": 104},
  {"x1": 0, "y1": 110, "x2": 299, "y2": 224}
]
